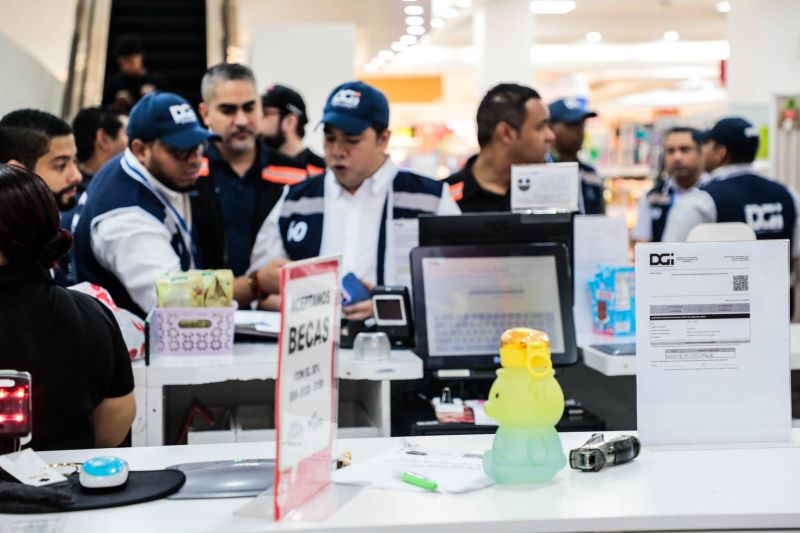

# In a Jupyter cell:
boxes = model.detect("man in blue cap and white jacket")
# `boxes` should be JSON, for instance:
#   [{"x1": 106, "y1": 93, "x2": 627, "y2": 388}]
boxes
[
  {"x1": 249, "y1": 81, "x2": 460, "y2": 319},
  {"x1": 73, "y1": 92, "x2": 284, "y2": 316}
]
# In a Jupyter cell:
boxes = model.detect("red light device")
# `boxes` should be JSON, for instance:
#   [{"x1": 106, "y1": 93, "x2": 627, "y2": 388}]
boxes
[{"x1": 0, "y1": 371, "x2": 32, "y2": 453}]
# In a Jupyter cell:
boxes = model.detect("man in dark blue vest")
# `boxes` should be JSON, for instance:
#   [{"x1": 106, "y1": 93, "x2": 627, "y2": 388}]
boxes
[
  {"x1": 192, "y1": 63, "x2": 312, "y2": 277},
  {"x1": 250, "y1": 81, "x2": 460, "y2": 319},
  {"x1": 631, "y1": 127, "x2": 708, "y2": 242},
  {"x1": 548, "y1": 98, "x2": 605, "y2": 214},
  {"x1": 662, "y1": 117, "x2": 800, "y2": 253},
  {"x1": 73, "y1": 92, "x2": 284, "y2": 316}
]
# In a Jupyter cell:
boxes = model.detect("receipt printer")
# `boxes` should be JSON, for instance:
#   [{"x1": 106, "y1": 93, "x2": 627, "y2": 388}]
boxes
[{"x1": 371, "y1": 286, "x2": 414, "y2": 348}]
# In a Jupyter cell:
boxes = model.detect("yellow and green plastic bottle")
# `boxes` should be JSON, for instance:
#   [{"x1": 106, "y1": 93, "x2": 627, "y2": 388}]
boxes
[{"x1": 482, "y1": 328, "x2": 567, "y2": 483}]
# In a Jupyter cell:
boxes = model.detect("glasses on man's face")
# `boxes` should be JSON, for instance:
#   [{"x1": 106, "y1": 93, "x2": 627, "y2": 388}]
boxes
[{"x1": 158, "y1": 141, "x2": 206, "y2": 161}]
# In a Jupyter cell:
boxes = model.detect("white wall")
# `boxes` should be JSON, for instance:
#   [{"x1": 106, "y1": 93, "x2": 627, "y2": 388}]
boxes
[
  {"x1": 0, "y1": 34, "x2": 63, "y2": 116},
  {"x1": 249, "y1": 23, "x2": 355, "y2": 154},
  {"x1": 0, "y1": 0, "x2": 77, "y2": 115}
]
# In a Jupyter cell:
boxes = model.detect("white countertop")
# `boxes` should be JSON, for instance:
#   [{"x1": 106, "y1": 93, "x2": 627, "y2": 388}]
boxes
[
  {"x1": 579, "y1": 323, "x2": 800, "y2": 376},
  {"x1": 9, "y1": 430, "x2": 800, "y2": 533}
]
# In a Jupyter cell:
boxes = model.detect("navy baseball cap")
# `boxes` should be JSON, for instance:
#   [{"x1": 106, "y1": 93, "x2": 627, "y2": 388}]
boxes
[
  {"x1": 321, "y1": 81, "x2": 389, "y2": 135},
  {"x1": 127, "y1": 92, "x2": 219, "y2": 149},
  {"x1": 699, "y1": 117, "x2": 760, "y2": 156},
  {"x1": 548, "y1": 97, "x2": 597, "y2": 123}
]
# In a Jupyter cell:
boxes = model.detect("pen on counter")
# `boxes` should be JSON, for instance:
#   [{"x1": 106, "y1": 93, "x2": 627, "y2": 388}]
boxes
[{"x1": 401, "y1": 471, "x2": 438, "y2": 491}]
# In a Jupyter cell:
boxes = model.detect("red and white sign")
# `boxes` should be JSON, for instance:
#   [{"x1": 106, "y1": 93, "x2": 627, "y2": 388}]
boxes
[{"x1": 274, "y1": 256, "x2": 340, "y2": 521}]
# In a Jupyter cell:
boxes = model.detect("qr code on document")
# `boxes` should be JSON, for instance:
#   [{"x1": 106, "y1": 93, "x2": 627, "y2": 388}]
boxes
[{"x1": 733, "y1": 275, "x2": 749, "y2": 291}]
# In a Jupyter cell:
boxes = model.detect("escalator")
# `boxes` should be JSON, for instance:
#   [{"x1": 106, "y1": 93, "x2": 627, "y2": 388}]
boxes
[{"x1": 104, "y1": 0, "x2": 207, "y2": 110}]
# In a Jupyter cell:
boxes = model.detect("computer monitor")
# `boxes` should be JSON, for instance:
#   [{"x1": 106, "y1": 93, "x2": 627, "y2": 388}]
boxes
[
  {"x1": 410, "y1": 243, "x2": 577, "y2": 371},
  {"x1": 418, "y1": 212, "x2": 575, "y2": 287}
]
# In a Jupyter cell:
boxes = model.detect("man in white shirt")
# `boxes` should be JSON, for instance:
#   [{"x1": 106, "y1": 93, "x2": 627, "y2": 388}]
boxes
[
  {"x1": 631, "y1": 127, "x2": 709, "y2": 242},
  {"x1": 250, "y1": 81, "x2": 460, "y2": 319},
  {"x1": 660, "y1": 117, "x2": 800, "y2": 254},
  {"x1": 73, "y1": 92, "x2": 284, "y2": 316}
]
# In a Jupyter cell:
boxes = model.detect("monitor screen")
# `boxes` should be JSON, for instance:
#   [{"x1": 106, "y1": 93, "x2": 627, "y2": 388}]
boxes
[
  {"x1": 411, "y1": 243, "x2": 577, "y2": 370},
  {"x1": 422, "y1": 255, "x2": 564, "y2": 357},
  {"x1": 375, "y1": 298, "x2": 404, "y2": 321}
]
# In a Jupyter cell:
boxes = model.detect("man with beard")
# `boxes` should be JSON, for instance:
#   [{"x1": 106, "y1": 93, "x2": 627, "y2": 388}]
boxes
[
  {"x1": 631, "y1": 127, "x2": 708, "y2": 242},
  {"x1": 260, "y1": 84, "x2": 325, "y2": 176},
  {"x1": 0, "y1": 109, "x2": 83, "y2": 211},
  {"x1": 73, "y1": 92, "x2": 287, "y2": 316},
  {"x1": 193, "y1": 64, "x2": 309, "y2": 276}
]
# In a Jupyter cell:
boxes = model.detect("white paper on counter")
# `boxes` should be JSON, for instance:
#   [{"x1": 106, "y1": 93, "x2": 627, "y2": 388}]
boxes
[{"x1": 635, "y1": 240, "x2": 792, "y2": 446}]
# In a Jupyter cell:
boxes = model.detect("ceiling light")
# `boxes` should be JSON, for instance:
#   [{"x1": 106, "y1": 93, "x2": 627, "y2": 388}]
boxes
[
  {"x1": 663, "y1": 31, "x2": 680, "y2": 42},
  {"x1": 454, "y1": 0, "x2": 472, "y2": 7},
  {"x1": 430, "y1": 17, "x2": 445, "y2": 28},
  {"x1": 377, "y1": 49, "x2": 395, "y2": 61},
  {"x1": 404, "y1": 5, "x2": 424, "y2": 15},
  {"x1": 442, "y1": 7, "x2": 459, "y2": 18},
  {"x1": 530, "y1": 1, "x2": 576, "y2": 14},
  {"x1": 585, "y1": 31, "x2": 602, "y2": 43},
  {"x1": 400, "y1": 34, "x2": 418, "y2": 45},
  {"x1": 715, "y1": 1, "x2": 731, "y2": 13},
  {"x1": 391, "y1": 41, "x2": 407, "y2": 52},
  {"x1": 407, "y1": 25, "x2": 426, "y2": 35},
  {"x1": 405, "y1": 16, "x2": 425, "y2": 26}
]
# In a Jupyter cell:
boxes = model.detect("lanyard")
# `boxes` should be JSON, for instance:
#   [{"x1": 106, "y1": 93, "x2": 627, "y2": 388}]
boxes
[{"x1": 120, "y1": 155, "x2": 198, "y2": 265}]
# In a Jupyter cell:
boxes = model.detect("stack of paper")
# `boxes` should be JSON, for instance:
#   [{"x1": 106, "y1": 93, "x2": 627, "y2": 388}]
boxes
[{"x1": 333, "y1": 440, "x2": 494, "y2": 494}]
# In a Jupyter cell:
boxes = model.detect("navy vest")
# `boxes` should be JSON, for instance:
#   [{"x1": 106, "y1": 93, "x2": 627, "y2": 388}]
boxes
[
  {"x1": 644, "y1": 180, "x2": 674, "y2": 242},
  {"x1": 73, "y1": 154, "x2": 194, "y2": 317},
  {"x1": 278, "y1": 170, "x2": 444, "y2": 284},
  {"x1": 579, "y1": 161, "x2": 605, "y2": 215},
  {"x1": 702, "y1": 172, "x2": 796, "y2": 249}
]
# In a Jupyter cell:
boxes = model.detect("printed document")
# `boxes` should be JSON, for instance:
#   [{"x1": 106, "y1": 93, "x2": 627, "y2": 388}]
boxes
[
  {"x1": 511, "y1": 162, "x2": 579, "y2": 212},
  {"x1": 635, "y1": 241, "x2": 791, "y2": 445}
]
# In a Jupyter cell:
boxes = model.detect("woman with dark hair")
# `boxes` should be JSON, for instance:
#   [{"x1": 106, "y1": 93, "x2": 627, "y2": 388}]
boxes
[{"x1": 0, "y1": 163, "x2": 135, "y2": 450}]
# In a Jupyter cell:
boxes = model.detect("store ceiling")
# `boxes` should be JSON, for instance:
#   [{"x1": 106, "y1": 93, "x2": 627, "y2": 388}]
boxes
[{"x1": 239, "y1": 0, "x2": 729, "y2": 70}]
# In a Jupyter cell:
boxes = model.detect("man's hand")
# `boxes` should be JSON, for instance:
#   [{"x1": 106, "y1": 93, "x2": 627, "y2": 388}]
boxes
[{"x1": 343, "y1": 278, "x2": 374, "y2": 321}]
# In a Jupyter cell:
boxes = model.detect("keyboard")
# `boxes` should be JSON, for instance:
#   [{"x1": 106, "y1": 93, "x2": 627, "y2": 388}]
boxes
[{"x1": 432, "y1": 312, "x2": 556, "y2": 354}]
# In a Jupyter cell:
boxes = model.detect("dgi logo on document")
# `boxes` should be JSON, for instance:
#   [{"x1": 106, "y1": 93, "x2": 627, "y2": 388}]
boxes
[
  {"x1": 649, "y1": 253, "x2": 674, "y2": 266},
  {"x1": 744, "y1": 202, "x2": 784, "y2": 232}
]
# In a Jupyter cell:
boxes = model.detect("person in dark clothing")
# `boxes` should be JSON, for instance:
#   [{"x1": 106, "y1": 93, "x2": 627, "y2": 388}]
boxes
[
  {"x1": 446, "y1": 83, "x2": 554, "y2": 212},
  {"x1": 261, "y1": 84, "x2": 326, "y2": 175},
  {"x1": 72, "y1": 106, "x2": 128, "y2": 188},
  {"x1": 102, "y1": 36, "x2": 166, "y2": 113},
  {"x1": 195, "y1": 64, "x2": 309, "y2": 276},
  {"x1": 548, "y1": 98, "x2": 605, "y2": 214},
  {"x1": 0, "y1": 163, "x2": 135, "y2": 451}
]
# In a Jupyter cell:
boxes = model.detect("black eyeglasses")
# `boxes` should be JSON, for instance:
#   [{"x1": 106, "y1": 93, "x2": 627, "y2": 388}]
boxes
[{"x1": 157, "y1": 141, "x2": 206, "y2": 161}]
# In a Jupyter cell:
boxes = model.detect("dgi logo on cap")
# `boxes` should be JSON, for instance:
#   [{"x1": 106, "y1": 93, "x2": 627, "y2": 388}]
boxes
[
  {"x1": 744, "y1": 126, "x2": 759, "y2": 138},
  {"x1": 331, "y1": 89, "x2": 361, "y2": 110},
  {"x1": 564, "y1": 98, "x2": 581, "y2": 109},
  {"x1": 169, "y1": 104, "x2": 198, "y2": 125}
]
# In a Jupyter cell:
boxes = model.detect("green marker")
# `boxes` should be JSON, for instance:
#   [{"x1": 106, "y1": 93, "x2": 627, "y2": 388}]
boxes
[{"x1": 401, "y1": 471, "x2": 438, "y2": 491}]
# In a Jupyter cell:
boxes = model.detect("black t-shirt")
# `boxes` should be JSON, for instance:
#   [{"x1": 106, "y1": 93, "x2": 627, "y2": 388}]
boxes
[
  {"x1": 445, "y1": 155, "x2": 510, "y2": 213},
  {"x1": 294, "y1": 148, "x2": 326, "y2": 175},
  {"x1": 0, "y1": 262, "x2": 134, "y2": 451},
  {"x1": 102, "y1": 72, "x2": 166, "y2": 113}
]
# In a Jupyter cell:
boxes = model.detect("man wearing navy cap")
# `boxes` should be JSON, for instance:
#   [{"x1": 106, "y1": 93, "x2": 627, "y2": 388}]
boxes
[
  {"x1": 73, "y1": 91, "x2": 284, "y2": 316},
  {"x1": 548, "y1": 98, "x2": 605, "y2": 214},
  {"x1": 250, "y1": 81, "x2": 460, "y2": 319},
  {"x1": 662, "y1": 117, "x2": 800, "y2": 254}
]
